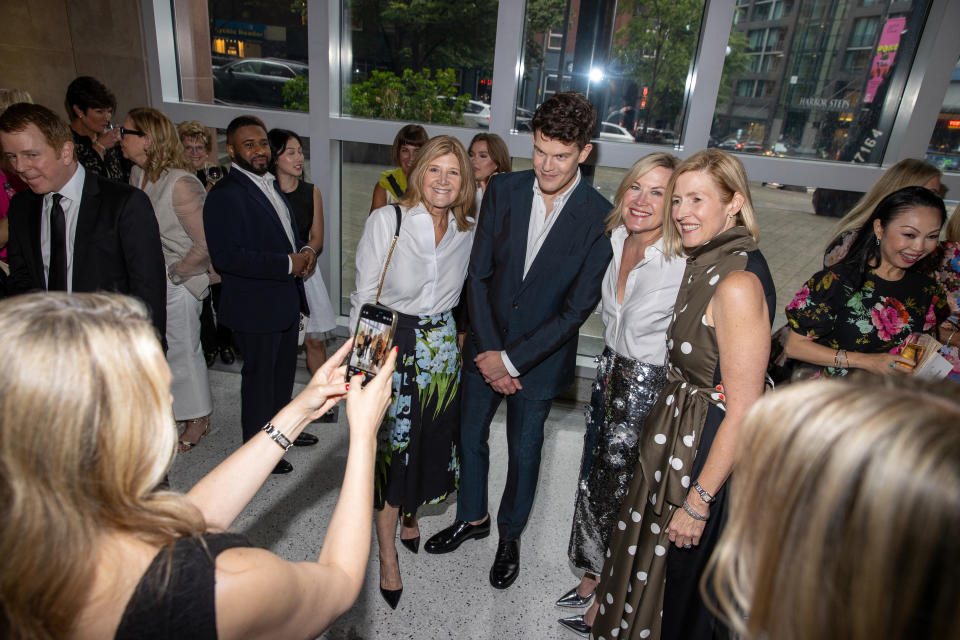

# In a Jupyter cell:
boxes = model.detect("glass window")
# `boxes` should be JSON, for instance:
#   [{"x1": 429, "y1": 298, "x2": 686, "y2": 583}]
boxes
[
  {"x1": 517, "y1": 0, "x2": 708, "y2": 144},
  {"x1": 340, "y1": 0, "x2": 498, "y2": 126},
  {"x1": 711, "y1": 0, "x2": 933, "y2": 162},
  {"x1": 173, "y1": 0, "x2": 309, "y2": 111},
  {"x1": 926, "y1": 56, "x2": 960, "y2": 174}
]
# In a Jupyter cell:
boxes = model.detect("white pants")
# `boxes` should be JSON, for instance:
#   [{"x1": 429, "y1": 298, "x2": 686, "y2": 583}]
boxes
[{"x1": 166, "y1": 280, "x2": 213, "y2": 420}]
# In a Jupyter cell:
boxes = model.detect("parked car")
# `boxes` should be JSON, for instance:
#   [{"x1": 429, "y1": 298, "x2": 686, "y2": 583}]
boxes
[
  {"x1": 598, "y1": 122, "x2": 635, "y2": 143},
  {"x1": 515, "y1": 107, "x2": 535, "y2": 132},
  {"x1": 716, "y1": 138, "x2": 741, "y2": 150},
  {"x1": 463, "y1": 100, "x2": 491, "y2": 128},
  {"x1": 213, "y1": 58, "x2": 309, "y2": 108}
]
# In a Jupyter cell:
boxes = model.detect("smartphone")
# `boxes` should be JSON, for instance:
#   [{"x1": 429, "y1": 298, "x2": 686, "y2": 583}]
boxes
[{"x1": 347, "y1": 303, "x2": 399, "y2": 385}]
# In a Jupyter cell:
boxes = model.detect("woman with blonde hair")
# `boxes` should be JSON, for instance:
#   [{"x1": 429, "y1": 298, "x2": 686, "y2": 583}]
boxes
[
  {"x1": 823, "y1": 158, "x2": 942, "y2": 267},
  {"x1": 591, "y1": 149, "x2": 774, "y2": 640},
  {"x1": 120, "y1": 106, "x2": 216, "y2": 451},
  {"x1": 707, "y1": 376, "x2": 960, "y2": 640},
  {"x1": 177, "y1": 120, "x2": 221, "y2": 192},
  {"x1": 350, "y1": 134, "x2": 476, "y2": 609},
  {"x1": 555, "y1": 153, "x2": 684, "y2": 636},
  {"x1": 0, "y1": 292, "x2": 395, "y2": 640}
]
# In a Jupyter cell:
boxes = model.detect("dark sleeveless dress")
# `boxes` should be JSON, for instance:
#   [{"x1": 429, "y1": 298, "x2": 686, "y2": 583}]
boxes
[
  {"x1": 114, "y1": 533, "x2": 252, "y2": 640},
  {"x1": 592, "y1": 227, "x2": 776, "y2": 640},
  {"x1": 285, "y1": 179, "x2": 315, "y2": 241}
]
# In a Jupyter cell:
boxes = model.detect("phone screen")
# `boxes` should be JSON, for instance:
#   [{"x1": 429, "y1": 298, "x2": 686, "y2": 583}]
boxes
[{"x1": 347, "y1": 304, "x2": 398, "y2": 384}]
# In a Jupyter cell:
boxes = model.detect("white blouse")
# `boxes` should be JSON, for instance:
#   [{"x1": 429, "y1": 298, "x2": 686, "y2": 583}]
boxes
[
  {"x1": 349, "y1": 203, "x2": 475, "y2": 329},
  {"x1": 601, "y1": 227, "x2": 686, "y2": 364}
]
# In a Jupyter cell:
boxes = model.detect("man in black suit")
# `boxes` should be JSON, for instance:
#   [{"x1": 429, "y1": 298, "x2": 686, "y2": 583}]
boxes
[
  {"x1": 203, "y1": 116, "x2": 318, "y2": 475},
  {"x1": 0, "y1": 103, "x2": 165, "y2": 336},
  {"x1": 425, "y1": 93, "x2": 613, "y2": 589}
]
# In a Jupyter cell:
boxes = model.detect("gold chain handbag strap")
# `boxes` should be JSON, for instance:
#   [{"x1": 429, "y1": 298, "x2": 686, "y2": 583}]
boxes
[{"x1": 375, "y1": 205, "x2": 403, "y2": 303}]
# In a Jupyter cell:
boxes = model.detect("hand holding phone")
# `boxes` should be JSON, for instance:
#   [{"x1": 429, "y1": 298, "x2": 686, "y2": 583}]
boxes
[{"x1": 347, "y1": 304, "x2": 399, "y2": 385}]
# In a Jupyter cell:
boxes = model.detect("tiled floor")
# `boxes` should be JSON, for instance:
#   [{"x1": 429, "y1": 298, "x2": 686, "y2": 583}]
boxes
[{"x1": 170, "y1": 366, "x2": 595, "y2": 640}]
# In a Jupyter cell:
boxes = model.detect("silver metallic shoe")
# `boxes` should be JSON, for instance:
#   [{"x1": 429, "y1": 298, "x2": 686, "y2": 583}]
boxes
[
  {"x1": 556, "y1": 585, "x2": 594, "y2": 608},
  {"x1": 558, "y1": 614, "x2": 592, "y2": 636}
]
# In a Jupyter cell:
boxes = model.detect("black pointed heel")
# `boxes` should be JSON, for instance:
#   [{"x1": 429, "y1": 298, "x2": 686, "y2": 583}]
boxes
[
  {"x1": 400, "y1": 536, "x2": 420, "y2": 554},
  {"x1": 379, "y1": 552, "x2": 402, "y2": 610}
]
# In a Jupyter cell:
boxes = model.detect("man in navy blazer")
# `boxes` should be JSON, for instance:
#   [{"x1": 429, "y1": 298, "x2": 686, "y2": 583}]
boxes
[
  {"x1": 425, "y1": 93, "x2": 613, "y2": 589},
  {"x1": 0, "y1": 103, "x2": 165, "y2": 337},
  {"x1": 203, "y1": 116, "x2": 317, "y2": 474}
]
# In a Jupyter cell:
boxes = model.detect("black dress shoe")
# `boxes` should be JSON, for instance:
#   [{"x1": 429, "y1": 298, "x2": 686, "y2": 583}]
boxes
[
  {"x1": 399, "y1": 536, "x2": 420, "y2": 554},
  {"x1": 558, "y1": 614, "x2": 591, "y2": 636},
  {"x1": 271, "y1": 459, "x2": 293, "y2": 474},
  {"x1": 379, "y1": 552, "x2": 402, "y2": 610},
  {"x1": 489, "y1": 539, "x2": 520, "y2": 589},
  {"x1": 556, "y1": 584, "x2": 595, "y2": 608},
  {"x1": 312, "y1": 406, "x2": 339, "y2": 424},
  {"x1": 204, "y1": 351, "x2": 216, "y2": 367},
  {"x1": 293, "y1": 432, "x2": 318, "y2": 446},
  {"x1": 219, "y1": 346, "x2": 236, "y2": 365},
  {"x1": 424, "y1": 517, "x2": 490, "y2": 554}
]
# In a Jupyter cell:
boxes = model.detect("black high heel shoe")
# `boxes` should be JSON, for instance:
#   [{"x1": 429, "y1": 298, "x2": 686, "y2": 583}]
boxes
[
  {"x1": 399, "y1": 535, "x2": 420, "y2": 554},
  {"x1": 379, "y1": 552, "x2": 402, "y2": 610}
]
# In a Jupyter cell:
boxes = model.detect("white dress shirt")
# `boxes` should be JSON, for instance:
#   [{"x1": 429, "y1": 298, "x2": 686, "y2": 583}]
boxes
[
  {"x1": 349, "y1": 203, "x2": 476, "y2": 330},
  {"x1": 600, "y1": 228, "x2": 685, "y2": 364},
  {"x1": 231, "y1": 163, "x2": 297, "y2": 272},
  {"x1": 40, "y1": 164, "x2": 85, "y2": 291},
  {"x1": 501, "y1": 170, "x2": 582, "y2": 376}
]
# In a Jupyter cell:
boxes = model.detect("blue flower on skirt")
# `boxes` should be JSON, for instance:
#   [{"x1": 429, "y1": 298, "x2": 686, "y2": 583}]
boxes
[
  {"x1": 415, "y1": 370, "x2": 433, "y2": 389},
  {"x1": 391, "y1": 417, "x2": 411, "y2": 449}
]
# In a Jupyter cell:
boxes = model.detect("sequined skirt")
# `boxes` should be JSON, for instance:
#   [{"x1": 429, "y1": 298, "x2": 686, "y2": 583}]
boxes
[{"x1": 567, "y1": 346, "x2": 667, "y2": 574}]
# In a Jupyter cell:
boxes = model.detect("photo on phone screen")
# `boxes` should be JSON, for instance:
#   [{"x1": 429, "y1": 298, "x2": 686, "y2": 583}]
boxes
[{"x1": 347, "y1": 304, "x2": 398, "y2": 384}]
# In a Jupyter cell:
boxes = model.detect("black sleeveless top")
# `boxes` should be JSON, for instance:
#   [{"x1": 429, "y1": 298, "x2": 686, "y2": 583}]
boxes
[
  {"x1": 284, "y1": 179, "x2": 315, "y2": 242},
  {"x1": 114, "y1": 533, "x2": 252, "y2": 640}
]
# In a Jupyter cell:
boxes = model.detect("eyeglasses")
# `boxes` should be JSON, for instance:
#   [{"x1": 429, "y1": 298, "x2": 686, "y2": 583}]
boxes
[{"x1": 119, "y1": 127, "x2": 146, "y2": 139}]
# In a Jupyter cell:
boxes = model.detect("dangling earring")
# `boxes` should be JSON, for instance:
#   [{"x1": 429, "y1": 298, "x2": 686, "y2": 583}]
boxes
[{"x1": 875, "y1": 236, "x2": 880, "y2": 246}]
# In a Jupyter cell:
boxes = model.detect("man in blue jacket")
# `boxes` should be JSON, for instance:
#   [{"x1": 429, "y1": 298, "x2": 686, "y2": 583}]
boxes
[
  {"x1": 425, "y1": 93, "x2": 613, "y2": 589},
  {"x1": 203, "y1": 116, "x2": 317, "y2": 474}
]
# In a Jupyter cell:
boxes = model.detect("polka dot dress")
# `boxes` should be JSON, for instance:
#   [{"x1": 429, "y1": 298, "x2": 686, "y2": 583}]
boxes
[{"x1": 592, "y1": 227, "x2": 774, "y2": 640}]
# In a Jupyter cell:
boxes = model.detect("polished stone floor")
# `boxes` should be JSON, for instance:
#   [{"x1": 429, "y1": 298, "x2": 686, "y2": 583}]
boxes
[{"x1": 169, "y1": 364, "x2": 596, "y2": 640}]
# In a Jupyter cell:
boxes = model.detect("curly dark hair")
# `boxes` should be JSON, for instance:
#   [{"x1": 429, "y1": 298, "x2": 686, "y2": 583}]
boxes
[{"x1": 530, "y1": 92, "x2": 597, "y2": 149}]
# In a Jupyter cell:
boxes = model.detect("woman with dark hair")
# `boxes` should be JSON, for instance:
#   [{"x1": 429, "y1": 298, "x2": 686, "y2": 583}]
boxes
[
  {"x1": 268, "y1": 128, "x2": 337, "y2": 374},
  {"x1": 469, "y1": 132, "x2": 511, "y2": 201},
  {"x1": 369, "y1": 124, "x2": 429, "y2": 212},
  {"x1": 120, "y1": 107, "x2": 214, "y2": 452},
  {"x1": 784, "y1": 186, "x2": 950, "y2": 379},
  {"x1": 350, "y1": 135, "x2": 475, "y2": 609},
  {"x1": 65, "y1": 76, "x2": 129, "y2": 182},
  {"x1": 933, "y1": 203, "x2": 960, "y2": 380},
  {"x1": 554, "y1": 153, "x2": 682, "y2": 635}
]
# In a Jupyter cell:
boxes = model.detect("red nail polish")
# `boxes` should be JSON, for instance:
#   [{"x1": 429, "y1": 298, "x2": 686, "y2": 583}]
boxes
[{"x1": 345, "y1": 383, "x2": 350, "y2": 390}]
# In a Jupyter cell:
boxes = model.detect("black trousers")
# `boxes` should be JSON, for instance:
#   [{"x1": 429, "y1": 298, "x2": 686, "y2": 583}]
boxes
[{"x1": 233, "y1": 320, "x2": 299, "y2": 442}]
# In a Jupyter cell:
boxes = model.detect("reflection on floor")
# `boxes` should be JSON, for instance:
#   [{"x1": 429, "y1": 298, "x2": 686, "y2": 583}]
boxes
[{"x1": 170, "y1": 367, "x2": 592, "y2": 639}]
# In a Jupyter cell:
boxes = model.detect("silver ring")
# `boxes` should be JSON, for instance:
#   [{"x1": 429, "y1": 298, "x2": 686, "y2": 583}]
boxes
[{"x1": 683, "y1": 543, "x2": 692, "y2": 549}]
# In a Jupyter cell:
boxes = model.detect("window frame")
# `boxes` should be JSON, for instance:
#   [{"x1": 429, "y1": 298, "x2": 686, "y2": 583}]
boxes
[{"x1": 141, "y1": 0, "x2": 960, "y2": 327}]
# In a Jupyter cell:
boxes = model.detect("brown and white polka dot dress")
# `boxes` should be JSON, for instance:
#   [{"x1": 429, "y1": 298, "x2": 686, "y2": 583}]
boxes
[{"x1": 592, "y1": 226, "x2": 775, "y2": 640}]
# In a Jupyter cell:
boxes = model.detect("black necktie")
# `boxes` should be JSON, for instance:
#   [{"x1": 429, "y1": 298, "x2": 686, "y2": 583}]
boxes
[{"x1": 48, "y1": 193, "x2": 67, "y2": 291}]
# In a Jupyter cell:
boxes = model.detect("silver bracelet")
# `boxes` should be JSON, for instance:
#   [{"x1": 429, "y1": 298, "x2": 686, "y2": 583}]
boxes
[
  {"x1": 693, "y1": 481, "x2": 715, "y2": 504},
  {"x1": 681, "y1": 499, "x2": 709, "y2": 521},
  {"x1": 299, "y1": 245, "x2": 317, "y2": 256},
  {"x1": 261, "y1": 422, "x2": 292, "y2": 451}
]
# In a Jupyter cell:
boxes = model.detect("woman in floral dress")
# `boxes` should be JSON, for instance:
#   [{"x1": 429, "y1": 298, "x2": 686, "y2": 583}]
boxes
[
  {"x1": 349, "y1": 135, "x2": 476, "y2": 609},
  {"x1": 933, "y1": 203, "x2": 960, "y2": 380},
  {"x1": 591, "y1": 150, "x2": 775, "y2": 640},
  {"x1": 785, "y1": 186, "x2": 950, "y2": 378}
]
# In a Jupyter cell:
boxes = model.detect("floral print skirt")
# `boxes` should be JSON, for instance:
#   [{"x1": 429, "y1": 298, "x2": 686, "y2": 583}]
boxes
[{"x1": 375, "y1": 310, "x2": 461, "y2": 515}]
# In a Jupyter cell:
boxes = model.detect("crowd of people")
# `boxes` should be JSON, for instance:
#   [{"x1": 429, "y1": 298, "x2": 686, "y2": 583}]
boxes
[{"x1": 0, "y1": 80, "x2": 958, "y2": 640}]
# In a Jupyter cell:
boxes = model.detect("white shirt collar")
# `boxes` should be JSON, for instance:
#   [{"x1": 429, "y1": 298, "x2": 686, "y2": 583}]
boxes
[
  {"x1": 532, "y1": 168, "x2": 581, "y2": 208},
  {"x1": 46, "y1": 163, "x2": 84, "y2": 205},
  {"x1": 611, "y1": 225, "x2": 666, "y2": 257},
  {"x1": 231, "y1": 162, "x2": 275, "y2": 188}
]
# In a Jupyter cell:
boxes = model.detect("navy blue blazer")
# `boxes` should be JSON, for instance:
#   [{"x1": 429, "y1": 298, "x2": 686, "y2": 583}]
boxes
[
  {"x1": 4, "y1": 170, "x2": 166, "y2": 337},
  {"x1": 464, "y1": 169, "x2": 612, "y2": 400},
  {"x1": 203, "y1": 168, "x2": 307, "y2": 333}
]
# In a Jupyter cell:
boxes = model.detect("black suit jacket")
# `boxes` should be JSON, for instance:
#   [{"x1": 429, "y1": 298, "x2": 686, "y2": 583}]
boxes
[
  {"x1": 464, "y1": 169, "x2": 612, "y2": 400},
  {"x1": 203, "y1": 168, "x2": 307, "y2": 333},
  {"x1": 5, "y1": 169, "x2": 166, "y2": 336}
]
